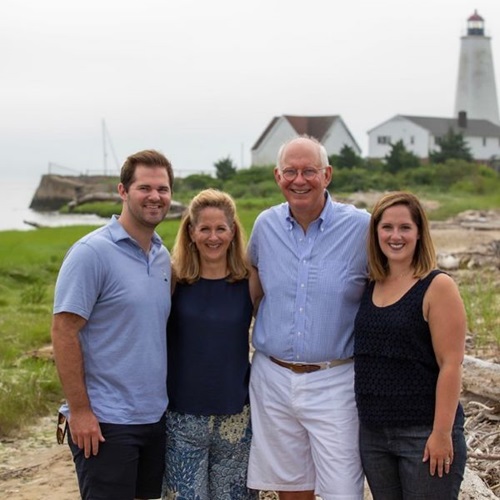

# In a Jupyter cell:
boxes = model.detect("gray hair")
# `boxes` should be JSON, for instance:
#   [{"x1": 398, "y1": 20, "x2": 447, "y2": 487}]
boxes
[{"x1": 276, "y1": 135, "x2": 329, "y2": 169}]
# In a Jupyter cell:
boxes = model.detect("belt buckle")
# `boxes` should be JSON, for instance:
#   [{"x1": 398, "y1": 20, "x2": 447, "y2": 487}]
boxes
[{"x1": 292, "y1": 363, "x2": 320, "y2": 373}]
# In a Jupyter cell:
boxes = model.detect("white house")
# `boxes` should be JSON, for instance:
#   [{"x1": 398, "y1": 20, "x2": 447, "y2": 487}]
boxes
[
  {"x1": 367, "y1": 113, "x2": 500, "y2": 162},
  {"x1": 251, "y1": 115, "x2": 361, "y2": 166}
]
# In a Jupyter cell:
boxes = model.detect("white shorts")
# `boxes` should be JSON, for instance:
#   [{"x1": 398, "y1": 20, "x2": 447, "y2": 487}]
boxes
[{"x1": 247, "y1": 351, "x2": 364, "y2": 500}]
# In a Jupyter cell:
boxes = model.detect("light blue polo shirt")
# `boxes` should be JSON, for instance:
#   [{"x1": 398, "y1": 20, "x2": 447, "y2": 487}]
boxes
[
  {"x1": 54, "y1": 215, "x2": 171, "y2": 424},
  {"x1": 249, "y1": 192, "x2": 370, "y2": 362}
]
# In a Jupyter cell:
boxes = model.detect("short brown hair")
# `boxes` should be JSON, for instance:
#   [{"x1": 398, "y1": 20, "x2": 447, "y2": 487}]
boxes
[
  {"x1": 172, "y1": 189, "x2": 250, "y2": 284},
  {"x1": 368, "y1": 191, "x2": 436, "y2": 281},
  {"x1": 120, "y1": 149, "x2": 174, "y2": 191}
]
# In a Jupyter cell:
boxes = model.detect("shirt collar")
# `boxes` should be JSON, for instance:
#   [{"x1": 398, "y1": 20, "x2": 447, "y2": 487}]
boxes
[
  {"x1": 108, "y1": 214, "x2": 163, "y2": 247},
  {"x1": 284, "y1": 190, "x2": 333, "y2": 230}
]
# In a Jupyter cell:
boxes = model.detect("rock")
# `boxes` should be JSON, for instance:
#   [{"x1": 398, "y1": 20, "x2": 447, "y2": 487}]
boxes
[
  {"x1": 459, "y1": 467, "x2": 498, "y2": 499},
  {"x1": 438, "y1": 253, "x2": 460, "y2": 270},
  {"x1": 30, "y1": 174, "x2": 118, "y2": 211}
]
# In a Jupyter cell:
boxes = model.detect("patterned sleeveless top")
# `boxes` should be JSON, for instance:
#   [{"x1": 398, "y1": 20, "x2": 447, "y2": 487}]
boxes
[{"x1": 354, "y1": 270, "x2": 454, "y2": 427}]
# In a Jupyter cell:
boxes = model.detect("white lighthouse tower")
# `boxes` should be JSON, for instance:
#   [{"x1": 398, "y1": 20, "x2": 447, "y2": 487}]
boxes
[{"x1": 454, "y1": 10, "x2": 500, "y2": 125}]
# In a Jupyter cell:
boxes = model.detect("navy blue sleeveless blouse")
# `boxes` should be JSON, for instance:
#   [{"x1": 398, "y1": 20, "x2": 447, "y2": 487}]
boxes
[
  {"x1": 354, "y1": 270, "x2": 462, "y2": 427},
  {"x1": 167, "y1": 277, "x2": 253, "y2": 415}
]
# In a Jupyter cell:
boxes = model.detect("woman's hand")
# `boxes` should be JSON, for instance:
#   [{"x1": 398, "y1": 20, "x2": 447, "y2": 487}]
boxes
[{"x1": 423, "y1": 429, "x2": 453, "y2": 477}]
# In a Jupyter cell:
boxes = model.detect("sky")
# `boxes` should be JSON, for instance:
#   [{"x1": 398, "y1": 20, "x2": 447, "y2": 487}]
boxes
[{"x1": 2, "y1": 0, "x2": 500, "y2": 181}]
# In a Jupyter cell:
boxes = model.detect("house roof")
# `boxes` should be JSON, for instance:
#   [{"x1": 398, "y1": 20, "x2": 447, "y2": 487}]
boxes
[
  {"x1": 251, "y1": 115, "x2": 340, "y2": 151},
  {"x1": 401, "y1": 115, "x2": 500, "y2": 137}
]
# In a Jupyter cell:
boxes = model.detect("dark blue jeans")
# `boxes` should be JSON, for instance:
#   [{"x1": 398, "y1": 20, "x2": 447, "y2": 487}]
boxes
[{"x1": 359, "y1": 416, "x2": 466, "y2": 500}]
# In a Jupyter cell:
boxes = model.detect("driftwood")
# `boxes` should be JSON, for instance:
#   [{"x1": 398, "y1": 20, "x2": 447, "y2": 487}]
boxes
[
  {"x1": 463, "y1": 355, "x2": 500, "y2": 401},
  {"x1": 462, "y1": 357, "x2": 500, "y2": 497},
  {"x1": 461, "y1": 222, "x2": 500, "y2": 231},
  {"x1": 23, "y1": 220, "x2": 46, "y2": 228}
]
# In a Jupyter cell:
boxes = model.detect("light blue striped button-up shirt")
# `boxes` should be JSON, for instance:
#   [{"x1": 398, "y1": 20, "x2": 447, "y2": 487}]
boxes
[{"x1": 249, "y1": 192, "x2": 370, "y2": 362}]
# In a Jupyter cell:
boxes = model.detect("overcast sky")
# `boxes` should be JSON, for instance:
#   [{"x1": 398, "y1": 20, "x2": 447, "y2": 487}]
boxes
[{"x1": 2, "y1": 0, "x2": 500, "y2": 181}]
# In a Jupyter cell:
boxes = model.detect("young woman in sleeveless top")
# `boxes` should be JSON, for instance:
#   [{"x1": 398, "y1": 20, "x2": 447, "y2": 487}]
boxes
[{"x1": 354, "y1": 191, "x2": 467, "y2": 499}]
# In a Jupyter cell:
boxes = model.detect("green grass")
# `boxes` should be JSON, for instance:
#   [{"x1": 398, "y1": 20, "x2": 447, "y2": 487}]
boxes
[
  {"x1": 0, "y1": 360, "x2": 61, "y2": 435},
  {"x1": 459, "y1": 270, "x2": 500, "y2": 348},
  {"x1": 60, "y1": 201, "x2": 122, "y2": 218},
  {"x1": 0, "y1": 226, "x2": 100, "y2": 436},
  {"x1": 414, "y1": 190, "x2": 500, "y2": 221}
]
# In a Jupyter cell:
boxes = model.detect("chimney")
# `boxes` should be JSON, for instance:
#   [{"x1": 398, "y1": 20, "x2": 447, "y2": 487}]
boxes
[{"x1": 458, "y1": 110, "x2": 467, "y2": 128}]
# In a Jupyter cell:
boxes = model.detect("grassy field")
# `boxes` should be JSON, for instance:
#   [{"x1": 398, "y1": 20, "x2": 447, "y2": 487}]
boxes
[
  {"x1": 0, "y1": 227, "x2": 99, "y2": 434},
  {"x1": 0, "y1": 192, "x2": 499, "y2": 437}
]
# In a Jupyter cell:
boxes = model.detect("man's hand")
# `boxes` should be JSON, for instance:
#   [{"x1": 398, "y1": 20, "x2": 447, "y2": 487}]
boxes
[{"x1": 69, "y1": 408, "x2": 105, "y2": 458}]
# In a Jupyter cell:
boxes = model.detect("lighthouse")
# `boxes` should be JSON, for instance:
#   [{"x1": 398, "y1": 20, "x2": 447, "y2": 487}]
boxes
[{"x1": 454, "y1": 10, "x2": 500, "y2": 125}]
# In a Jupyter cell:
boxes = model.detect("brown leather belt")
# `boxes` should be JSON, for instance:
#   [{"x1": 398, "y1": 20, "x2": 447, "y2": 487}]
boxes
[{"x1": 269, "y1": 356, "x2": 353, "y2": 374}]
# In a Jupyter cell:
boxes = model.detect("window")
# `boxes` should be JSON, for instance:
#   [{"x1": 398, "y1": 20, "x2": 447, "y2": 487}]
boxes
[
  {"x1": 483, "y1": 137, "x2": 487, "y2": 147},
  {"x1": 377, "y1": 136, "x2": 391, "y2": 145},
  {"x1": 410, "y1": 136, "x2": 415, "y2": 145}
]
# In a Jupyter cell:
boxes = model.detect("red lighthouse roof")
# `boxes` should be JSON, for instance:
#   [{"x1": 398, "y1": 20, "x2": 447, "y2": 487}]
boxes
[{"x1": 468, "y1": 10, "x2": 484, "y2": 22}]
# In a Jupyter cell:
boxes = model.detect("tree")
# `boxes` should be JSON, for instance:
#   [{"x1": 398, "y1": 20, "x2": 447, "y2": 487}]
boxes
[
  {"x1": 214, "y1": 156, "x2": 237, "y2": 181},
  {"x1": 329, "y1": 145, "x2": 363, "y2": 169},
  {"x1": 384, "y1": 140, "x2": 420, "y2": 174},
  {"x1": 181, "y1": 173, "x2": 221, "y2": 191},
  {"x1": 429, "y1": 128, "x2": 473, "y2": 163}
]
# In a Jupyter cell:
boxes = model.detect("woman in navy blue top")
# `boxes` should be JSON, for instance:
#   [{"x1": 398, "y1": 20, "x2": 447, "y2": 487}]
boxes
[
  {"x1": 163, "y1": 189, "x2": 261, "y2": 500},
  {"x1": 354, "y1": 192, "x2": 467, "y2": 499}
]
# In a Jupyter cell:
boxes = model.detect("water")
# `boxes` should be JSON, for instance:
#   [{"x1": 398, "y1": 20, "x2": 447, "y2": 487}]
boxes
[{"x1": 0, "y1": 179, "x2": 109, "y2": 231}]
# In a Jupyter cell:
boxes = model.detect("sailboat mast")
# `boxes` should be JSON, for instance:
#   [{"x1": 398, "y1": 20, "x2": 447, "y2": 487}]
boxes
[{"x1": 102, "y1": 118, "x2": 108, "y2": 175}]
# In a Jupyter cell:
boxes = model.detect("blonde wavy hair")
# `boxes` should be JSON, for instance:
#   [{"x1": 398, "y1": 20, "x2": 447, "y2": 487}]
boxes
[{"x1": 171, "y1": 189, "x2": 250, "y2": 284}]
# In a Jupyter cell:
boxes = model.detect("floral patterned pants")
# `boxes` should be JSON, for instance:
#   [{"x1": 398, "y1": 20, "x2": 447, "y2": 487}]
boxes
[{"x1": 163, "y1": 405, "x2": 258, "y2": 500}]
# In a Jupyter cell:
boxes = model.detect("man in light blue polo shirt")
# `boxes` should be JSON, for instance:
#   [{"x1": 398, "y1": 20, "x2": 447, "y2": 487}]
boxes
[
  {"x1": 247, "y1": 136, "x2": 370, "y2": 500},
  {"x1": 51, "y1": 149, "x2": 173, "y2": 500}
]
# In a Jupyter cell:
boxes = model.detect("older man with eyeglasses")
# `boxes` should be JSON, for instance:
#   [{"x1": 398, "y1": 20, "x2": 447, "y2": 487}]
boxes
[{"x1": 247, "y1": 135, "x2": 370, "y2": 500}]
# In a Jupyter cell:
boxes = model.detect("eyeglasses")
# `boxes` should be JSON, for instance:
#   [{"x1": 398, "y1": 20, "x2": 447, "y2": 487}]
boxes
[
  {"x1": 56, "y1": 412, "x2": 67, "y2": 444},
  {"x1": 280, "y1": 167, "x2": 327, "y2": 181}
]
